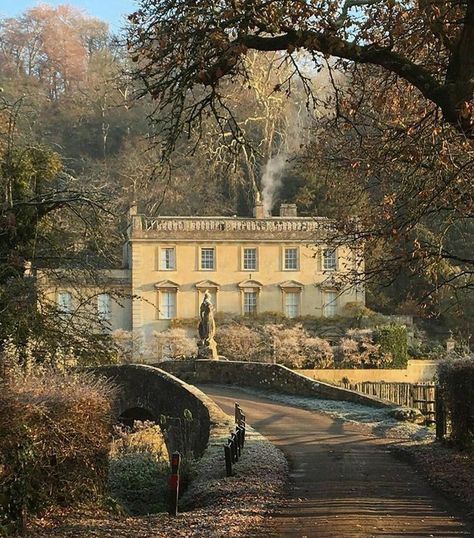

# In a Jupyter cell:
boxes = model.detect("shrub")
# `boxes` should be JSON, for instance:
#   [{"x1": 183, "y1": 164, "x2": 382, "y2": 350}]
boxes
[
  {"x1": 111, "y1": 422, "x2": 169, "y2": 459},
  {"x1": 216, "y1": 324, "x2": 267, "y2": 361},
  {"x1": 0, "y1": 333, "x2": 116, "y2": 376},
  {"x1": 108, "y1": 423, "x2": 170, "y2": 515},
  {"x1": 337, "y1": 336, "x2": 392, "y2": 369},
  {"x1": 0, "y1": 370, "x2": 115, "y2": 533},
  {"x1": 263, "y1": 324, "x2": 305, "y2": 367},
  {"x1": 150, "y1": 328, "x2": 196, "y2": 360},
  {"x1": 108, "y1": 452, "x2": 169, "y2": 515},
  {"x1": 438, "y1": 358, "x2": 474, "y2": 448},
  {"x1": 341, "y1": 302, "x2": 376, "y2": 319},
  {"x1": 263, "y1": 324, "x2": 334, "y2": 369},
  {"x1": 215, "y1": 322, "x2": 336, "y2": 368},
  {"x1": 300, "y1": 337, "x2": 334, "y2": 368},
  {"x1": 0, "y1": 336, "x2": 78, "y2": 381},
  {"x1": 111, "y1": 329, "x2": 143, "y2": 363},
  {"x1": 345, "y1": 328, "x2": 373, "y2": 339},
  {"x1": 373, "y1": 324, "x2": 408, "y2": 368}
]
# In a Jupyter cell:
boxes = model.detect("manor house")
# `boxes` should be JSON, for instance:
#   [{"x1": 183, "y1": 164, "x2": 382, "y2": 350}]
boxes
[{"x1": 43, "y1": 199, "x2": 365, "y2": 357}]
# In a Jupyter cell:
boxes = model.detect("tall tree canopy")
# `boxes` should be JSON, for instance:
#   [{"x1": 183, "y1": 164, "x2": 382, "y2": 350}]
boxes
[
  {"x1": 128, "y1": 0, "x2": 474, "y2": 142},
  {"x1": 0, "y1": 4, "x2": 109, "y2": 99},
  {"x1": 290, "y1": 66, "x2": 474, "y2": 329}
]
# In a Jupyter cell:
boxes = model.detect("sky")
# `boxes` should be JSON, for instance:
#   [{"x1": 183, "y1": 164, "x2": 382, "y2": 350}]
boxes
[{"x1": 0, "y1": 0, "x2": 139, "y2": 32}]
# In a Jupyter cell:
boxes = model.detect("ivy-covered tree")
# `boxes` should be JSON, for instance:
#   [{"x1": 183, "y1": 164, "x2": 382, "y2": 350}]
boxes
[{"x1": 0, "y1": 95, "x2": 119, "y2": 363}]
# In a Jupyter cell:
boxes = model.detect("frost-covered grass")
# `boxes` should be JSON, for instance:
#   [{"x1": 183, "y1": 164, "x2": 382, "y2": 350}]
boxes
[
  {"x1": 182, "y1": 422, "x2": 288, "y2": 512},
  {"x1": 219, "y1": 385, "x2": 435, "y2": 442}
]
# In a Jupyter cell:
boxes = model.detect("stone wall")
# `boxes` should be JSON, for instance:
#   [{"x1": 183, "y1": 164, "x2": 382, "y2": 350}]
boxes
[
  {"x1": 91, "y1": 364, "x2": 229, "y2": 456},
  {"x1": 298, "y1": 360, "x2": 439, "y2": 384},
  {"x1": 156, "y1": 360, "x2": 397, "y2": 409}
]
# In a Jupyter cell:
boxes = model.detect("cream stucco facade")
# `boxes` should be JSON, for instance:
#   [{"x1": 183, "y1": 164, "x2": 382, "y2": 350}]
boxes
[
  {"x1": 127, "y1": 202, "x2": 364, "y2": 347},
  {"x1": 42, "y1": 202, "x2": 365, "y2": 356}
]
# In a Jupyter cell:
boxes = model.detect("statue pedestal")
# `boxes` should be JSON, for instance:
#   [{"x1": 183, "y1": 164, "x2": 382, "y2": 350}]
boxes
[{"x1": 197, "y1": 339, "x2": 219, "y2": 360}]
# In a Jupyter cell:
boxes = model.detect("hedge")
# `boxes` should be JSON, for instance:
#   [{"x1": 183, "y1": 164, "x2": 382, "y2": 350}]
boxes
[
  {"x1": 438, "y1": 359, "x2": 474, "y2": 448},
  {"x1": 373, "y1": 324, "x2": 408, "y2": 368}
]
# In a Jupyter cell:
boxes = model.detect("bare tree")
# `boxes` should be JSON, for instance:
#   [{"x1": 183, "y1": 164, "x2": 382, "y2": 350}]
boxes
[{"x1": 127, "y1": 0, "x2": 474, "y2": 150}]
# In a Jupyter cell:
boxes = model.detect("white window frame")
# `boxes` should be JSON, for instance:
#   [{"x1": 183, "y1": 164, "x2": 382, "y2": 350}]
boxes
[
  {"x1": 242, "y1": 247, "x2": 258, "y2": 271},
  {"x1": 97, "y1": 293, "x2": 112, "y2": 322},
  {"x1": 159, "y1": 246, "x2": 176, "y2": 271},
  {"x1": 323, "y1": 248, "x2": 337, "y2": 271},
  {"x1": 283, "y1": 247, "x2": 299, "y2": 271},
  {"x1": 243, "y1": 290, "x2": 258, "y2": 315},
  {"x1": 57, "y1": 291, "x2": 72, "y2": 316},
  {"x1": 284, "y1": 291, "x2": 300, "y2": 318},
  {"x1": 159, "y1": 290, "x2": 177, "y2": 319},
  {"x1": 200, "y1": 247, "x2": 216, "y2": 271},
  {"x1": 323, "y1": 290, "x2": 338, "y2": 318}
]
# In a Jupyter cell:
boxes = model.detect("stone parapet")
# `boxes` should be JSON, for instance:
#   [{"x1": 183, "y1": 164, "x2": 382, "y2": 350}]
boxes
[
  {"x1": 156, "y1": 360, "x2": 397, "y2": 409},
  {"x1": 130, "y1": 215, "x2": 335, "y2": 241}
]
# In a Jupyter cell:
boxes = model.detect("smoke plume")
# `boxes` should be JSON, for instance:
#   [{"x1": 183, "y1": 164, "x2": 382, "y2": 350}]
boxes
[
  {"x1": 259, "y1": 63, "x2": 342, "y2": 215},
  {"x1": 261, "y1": 154, "x2": 288, "y2": 215}
]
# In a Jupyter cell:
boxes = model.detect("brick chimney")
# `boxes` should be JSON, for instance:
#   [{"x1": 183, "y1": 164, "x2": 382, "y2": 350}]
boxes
[
  {"x1": 254, "y1": 191, "x2": 266, "y2": 219},
  {"x1": 279, "y1": 203, "x2": 297, "y2": 217}
]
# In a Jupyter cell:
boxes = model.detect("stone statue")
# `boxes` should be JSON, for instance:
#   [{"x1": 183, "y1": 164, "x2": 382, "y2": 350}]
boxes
[{"x1": 197, "y1": 291, "x2": 218, "y2": 359}]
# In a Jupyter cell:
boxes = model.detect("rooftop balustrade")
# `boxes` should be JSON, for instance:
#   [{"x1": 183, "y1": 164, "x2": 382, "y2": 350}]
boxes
[{"x1": 130, "y1": 215, "x2": 336, "y2": 236}]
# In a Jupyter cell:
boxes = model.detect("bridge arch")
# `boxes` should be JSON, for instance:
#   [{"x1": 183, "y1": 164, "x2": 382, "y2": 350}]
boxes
[
  {"x1": 91, "y1": 364, "x2": 223, "y2": 456},
  {"x1": 119, "y1": 406, "x2": 155, "y2": 427}
]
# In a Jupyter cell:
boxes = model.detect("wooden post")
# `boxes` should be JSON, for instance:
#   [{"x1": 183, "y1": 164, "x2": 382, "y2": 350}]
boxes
[
  {"x1": 435, "y1": 387, "x2": 446, "y2": 441},
  {"x1": 169, "y1": 451, "x2": 181, "y2": 516},
  {"x1": 231, "y1": 432, "x2": 239, "y2": 461},
  {"x1": 224, "y1": 443, "x2": 232, "y2": 476},
  {"x1": 235, "y1": 403, "x2": 240, "y2": 425},
  {"x1": 237, "y1": 426, "x2": 244, "y2": 449}
]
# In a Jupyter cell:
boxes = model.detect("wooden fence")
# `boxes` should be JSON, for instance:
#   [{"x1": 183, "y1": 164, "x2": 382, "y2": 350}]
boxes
[
  {"x1": 340, "y1": 381, "x2": 436, "y2": 417},
  {"x1": 340, "y1": 381, "x2": 449, "y2": 439}
]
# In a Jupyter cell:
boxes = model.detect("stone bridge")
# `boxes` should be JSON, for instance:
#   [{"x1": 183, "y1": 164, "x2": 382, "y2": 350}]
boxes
[
  {"x1": 91, "y1": 364, "x2": 228, "y2": 456},
  {"x1": 92, "y1": 361, "x2": 397, "y2": 455}
]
